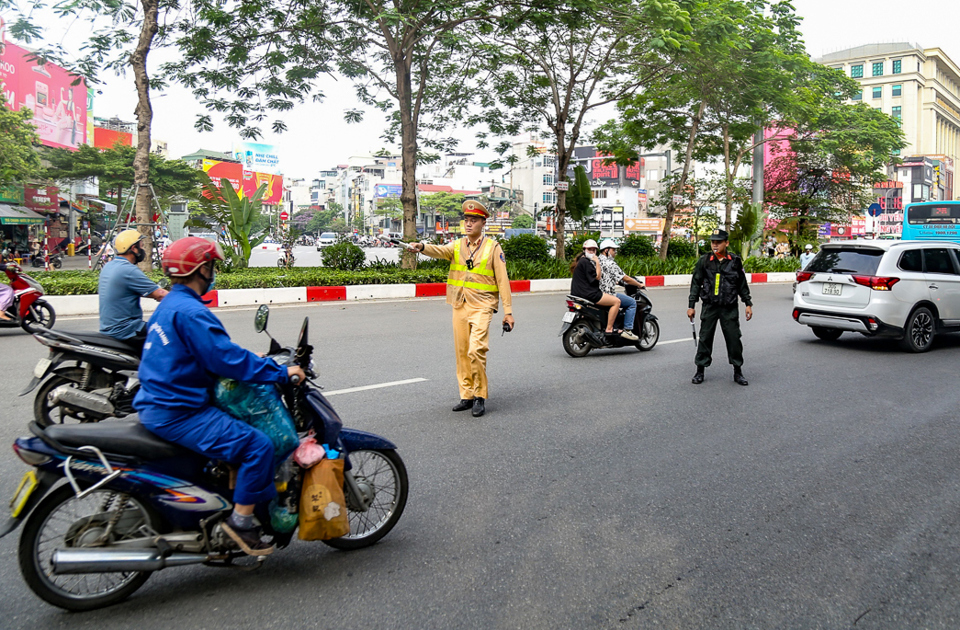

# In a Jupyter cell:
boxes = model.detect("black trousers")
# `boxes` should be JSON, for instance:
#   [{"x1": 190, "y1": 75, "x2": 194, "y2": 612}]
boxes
[{"x1": 695, "y1": 302, "x2": 743, "y2": 368}]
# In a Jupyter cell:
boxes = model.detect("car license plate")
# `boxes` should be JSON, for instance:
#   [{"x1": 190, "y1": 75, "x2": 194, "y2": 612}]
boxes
[
  {"x1": 822, "y1": 283, "x2": 842, "y2": 296},
  {"x1": 562, "y1": 311, "x2": 576, "y2": 323},
  {"x1": 33, "y1": 357, "x2": 51, "y2": 379},
  {"x1": 10, "y1": 470, "x2": 38, "y2": 518}
]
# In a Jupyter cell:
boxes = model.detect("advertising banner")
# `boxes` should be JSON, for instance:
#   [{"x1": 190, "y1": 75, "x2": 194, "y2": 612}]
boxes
[
  {"x1": 232, "y1": 141, "x2": 281, "y2": 175},
  {"x1": 0, "y1": 39, "x2": 88, "y2": 150},
  {"x1": 94, "y1": 127, "x2": 132, "y2": 149},
  {"x1": 0, "y1": 183, "x2": 23, "y2": 204},
  {"x1": 242, "y1": 171, "x2": 283, "y2": 204},
  {"x1": 625, "y1": 218, "x2": 663, "y2": 232},
  {"x1": 202, "y1": 159, "x2": 243, "y2": 196},
  {"x1": 567, "y1": 146, "x2": 644, "y2": 187},
  {"x1": 23, "y1": 185, "x2": 58, "y2": 212},
  {"x1": 375, "y1": 184, "x2": 402, "y2": 198}
]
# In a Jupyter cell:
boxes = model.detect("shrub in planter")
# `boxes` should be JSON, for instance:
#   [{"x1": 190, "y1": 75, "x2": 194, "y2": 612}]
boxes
[
  {"x1": 663, "y1": 238, "x2": 698, "y2": 258},
  {"x1": 499, "y1": 234, "x2": 549, "y2": 262},
  {"x1": 617, "y1": 234, "x2": 656, "y2": 258},
  {"x1": 321, "y1": 242, "x2": 365, "y2": 271}
]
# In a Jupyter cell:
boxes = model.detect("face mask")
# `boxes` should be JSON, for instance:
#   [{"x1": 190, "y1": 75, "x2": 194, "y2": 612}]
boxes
[{"x1": 133, "y1": 245, "x2": 146, "y2": 264}]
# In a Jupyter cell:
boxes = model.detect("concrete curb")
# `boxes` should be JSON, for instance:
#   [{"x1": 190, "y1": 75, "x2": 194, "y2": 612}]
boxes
[{"x1": 45, "y1": 272, "x2": 795, "y2": 316}]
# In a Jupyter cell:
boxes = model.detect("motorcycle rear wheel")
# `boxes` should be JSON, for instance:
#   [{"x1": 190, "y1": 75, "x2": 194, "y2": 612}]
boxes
[
  {"x1": 21, "y1": 299, "x2": 56, "y2": 333},
  {"x1": 19, "y1": 484, "x2": 157, "y2": 611},
  {"x1": 34, "y1": 367, "x2": 112, "y2": 426},
  {"x1": 635, "y1": 319, "x2": 660, "y2": 351},
  {"x1": 322, "y1": 449, "x2": 408, "y2": 551},
  {"x1": 561, "y1": 322, "x2": 593, "y2": 357}
]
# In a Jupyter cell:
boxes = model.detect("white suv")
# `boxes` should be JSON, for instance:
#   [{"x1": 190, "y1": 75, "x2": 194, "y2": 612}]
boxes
[
  {"x1": 792, "y1": 240, "x2": 960, "y2": 352},
  {"x1": 315, "y1": 232, "x2": 337, "y2": 250}
]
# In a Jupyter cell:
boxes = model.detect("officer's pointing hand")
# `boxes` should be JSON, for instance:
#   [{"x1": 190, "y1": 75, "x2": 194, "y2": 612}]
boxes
[{"x1": 745, "y1": 306, "x2": 753, "y2": 321}]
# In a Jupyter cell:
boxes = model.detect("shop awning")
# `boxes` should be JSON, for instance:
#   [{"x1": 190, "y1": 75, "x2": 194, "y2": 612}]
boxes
[
  {"x1": 85, "y1": 198, "x2": 118, "y2": 214},
  {"x1": 0, "y1": 204, "x2": 45, "y2": 225}
]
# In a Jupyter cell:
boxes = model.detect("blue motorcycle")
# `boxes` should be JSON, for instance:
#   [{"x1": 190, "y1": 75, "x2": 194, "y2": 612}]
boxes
[{"x1": 1, "y1": 306, "x2": 409, "y2": 611}]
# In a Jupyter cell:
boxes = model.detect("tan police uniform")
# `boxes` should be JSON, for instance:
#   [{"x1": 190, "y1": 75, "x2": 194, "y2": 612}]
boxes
[{"x1": 420, "y1": 203, "x2": 513, "y2": 402}]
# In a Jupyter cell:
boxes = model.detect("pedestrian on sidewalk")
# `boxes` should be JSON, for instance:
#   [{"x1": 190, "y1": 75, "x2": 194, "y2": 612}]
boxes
[
  {"x1": 687, "y1": 229, "x2": 753, "y2": 386},
  {"x1": 407, "y1": 200, "x2": 514, "y2": 417}
]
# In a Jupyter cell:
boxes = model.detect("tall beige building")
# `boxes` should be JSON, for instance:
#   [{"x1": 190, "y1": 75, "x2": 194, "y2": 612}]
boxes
[{"x1": 818, "y1": 43, "x2": 960, "y2": 199}]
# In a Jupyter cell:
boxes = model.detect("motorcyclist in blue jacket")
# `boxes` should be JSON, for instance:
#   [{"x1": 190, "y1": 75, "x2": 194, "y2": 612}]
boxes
[{"x1": 134, "y1": 237, "x2": 305, "y2": 556}]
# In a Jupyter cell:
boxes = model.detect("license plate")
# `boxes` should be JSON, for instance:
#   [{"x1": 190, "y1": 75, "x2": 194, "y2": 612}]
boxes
[
  {"x1": 10, "y1": 470, "x2": 38, "y2": 518},
  {"x1": 822, "y1": 283, "x2": 842, "y2": 296},
  {"x1": 562, "y1": 311, "x2": 576, "y2": 323},
  {"x1": 33, "y1": 357, "x2": 51, "y2": 379}
]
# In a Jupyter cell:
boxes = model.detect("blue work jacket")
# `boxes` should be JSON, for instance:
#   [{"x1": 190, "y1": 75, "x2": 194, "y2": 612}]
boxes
[{"x1": 134, "y1": 284, "x2": 288, "y2": 417}]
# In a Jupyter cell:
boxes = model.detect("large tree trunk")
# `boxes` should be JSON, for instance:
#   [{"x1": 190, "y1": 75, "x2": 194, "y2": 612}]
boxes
[
  {"x1": 396, "y1": 57, "x2": 417, "y2": 269},
  {"x1": 660, "y1": 101, "x2": 705, "y2": 260},
  {"x1": 130, "y1": 0, "x2": 158, "y2": 272},
  {"x1": 723, "y1": 123, "x2": 733, "y2": 232},
  {"x1": 554, "y1": 129, "x2": 569, "y2": 262}
]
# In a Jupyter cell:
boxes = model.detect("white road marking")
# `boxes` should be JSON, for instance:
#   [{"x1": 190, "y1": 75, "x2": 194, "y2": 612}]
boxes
[
  {"x1": 323, "y1": 377, "x2": 428, "y2": 397},
  {"x1": 659, "y1": 337, "x2": 695, "y2": 345}
]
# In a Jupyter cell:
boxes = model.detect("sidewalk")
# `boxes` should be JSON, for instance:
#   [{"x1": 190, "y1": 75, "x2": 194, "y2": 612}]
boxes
[{"x1": 43, "y1": 273, "x2": 797, "y2": 317}]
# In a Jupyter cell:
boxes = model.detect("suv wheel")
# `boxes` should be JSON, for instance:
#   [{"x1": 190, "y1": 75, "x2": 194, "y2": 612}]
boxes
[
  {"x1": 900, "y1": 306, "x2": 935, "y2": 353},
  {"x1": 811, "y1": 326, "x2": 842, "y2": 341}
]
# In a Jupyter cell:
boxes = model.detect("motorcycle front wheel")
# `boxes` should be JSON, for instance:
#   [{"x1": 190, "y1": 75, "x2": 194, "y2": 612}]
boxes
[
  {"x1": 322, "y1": 449, "x2": 408, "y2": 551},
  {"x1": 19, "y1": 484, "x2": 158, "y2": 611},
  {"x1": 635, "y1": 319, "x2": 660, "y2": 351},
  {"x1": 562, "y1": 322, "x2": 593, "y2": 357},
  {"x1": 21, "y1": 299, "x2": 56, "y2": 333}
]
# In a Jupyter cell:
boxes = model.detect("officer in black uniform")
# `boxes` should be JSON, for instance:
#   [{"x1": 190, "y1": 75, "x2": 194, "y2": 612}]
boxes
[{"x1": 687, "y1": 229, "x2": 753, "y2": 386}]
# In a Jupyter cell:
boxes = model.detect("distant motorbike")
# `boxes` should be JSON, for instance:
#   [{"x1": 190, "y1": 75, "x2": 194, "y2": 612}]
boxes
[
  {"x1": 21, "y1": 327, "x2": 141, "y2": 426},
  {"x1": 3, "y1": 306, "x2": 409, "y2": 611},
  {"x1": 559, "y1": 282, "x2": 660, "y2": 357},
  {"x1": 31, "y1": 252, "x2": 63, "y2": 270},
  {"x1": 278, "y1": 250, "x2": 295, "y2": 268},
  {"x1": 1, "y1": 265, "x2": 56, "y2": 332}
]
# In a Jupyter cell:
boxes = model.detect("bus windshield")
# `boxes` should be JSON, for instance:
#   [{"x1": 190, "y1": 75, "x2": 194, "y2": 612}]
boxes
[{"x1": 902, "y1": 202, "x2": 960, "y2": 242}]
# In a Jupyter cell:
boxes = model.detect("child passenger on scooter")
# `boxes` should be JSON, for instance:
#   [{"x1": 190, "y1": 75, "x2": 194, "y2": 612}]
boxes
[{"x1": 134, "y1": 237, "x2": 305, "y2": 557}]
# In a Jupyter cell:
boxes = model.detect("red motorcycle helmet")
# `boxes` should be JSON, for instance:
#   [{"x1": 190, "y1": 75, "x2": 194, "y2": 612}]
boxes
[{"x1": 161, "y1": 237, "x2": 225, "y2": 277}]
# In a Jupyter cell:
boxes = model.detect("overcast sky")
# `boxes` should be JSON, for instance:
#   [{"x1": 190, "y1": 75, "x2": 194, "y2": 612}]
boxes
[{"x1": 80, "y1": 1, "x2": 960, "y2": 180}]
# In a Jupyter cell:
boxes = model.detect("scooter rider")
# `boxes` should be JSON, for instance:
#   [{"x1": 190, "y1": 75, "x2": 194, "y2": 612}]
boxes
[
  {"x1": 598, "y1": 238, "x2": 643, "y2": 341},
  {"x1": 134, "y1": 237, "x2": 306, "y2": 556},
  {"x1": 571, "y1": 239, "x2": 630, "y2": 340},
  {"x1": 98, "y1": 229, "x2": 168, "y2": 350},
  {"x1": 0, "y1": 261, "x2": 18, "y2": 320}
]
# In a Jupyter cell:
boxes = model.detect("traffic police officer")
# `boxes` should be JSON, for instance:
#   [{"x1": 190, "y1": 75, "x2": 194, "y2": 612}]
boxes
[
  {"x1": 408, "y1": 200, "x2": 514, "y2": 417},
  {"x1": 687, "y1": 229, "x2": 753, "y2": 386}
]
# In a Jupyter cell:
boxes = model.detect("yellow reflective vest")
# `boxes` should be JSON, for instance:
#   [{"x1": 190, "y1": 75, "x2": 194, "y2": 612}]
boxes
[{"x1": 448, "y1": 238, "x2": 498, "y2": 293}]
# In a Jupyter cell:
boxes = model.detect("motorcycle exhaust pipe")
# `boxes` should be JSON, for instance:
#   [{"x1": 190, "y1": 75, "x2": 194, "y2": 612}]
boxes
[
  {"x1": 52, "y1": 548, "x2": 210, "y2": 574},
  {"x1": 48, "y1": 385, "x2": 115, "y2": 415}
]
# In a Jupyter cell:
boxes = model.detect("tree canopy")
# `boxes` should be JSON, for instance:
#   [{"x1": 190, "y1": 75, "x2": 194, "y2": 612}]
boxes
[{"x1": 0, "y1": 92, "x2": 42, "y2": 185}]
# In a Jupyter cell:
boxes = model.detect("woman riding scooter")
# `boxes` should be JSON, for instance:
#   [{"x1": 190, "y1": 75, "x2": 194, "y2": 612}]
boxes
[
  {"x1": 0, "y1": 261, "x2": 18, "y2": 320},
  {"x1": 570, "y1": 239, "x2": 637, "y2": 341}
]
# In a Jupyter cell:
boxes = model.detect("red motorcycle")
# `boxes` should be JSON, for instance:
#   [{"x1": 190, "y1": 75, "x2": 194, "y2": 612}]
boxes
[{"x1": 1, "y1": 264, "x2": 56, "y2": 332}]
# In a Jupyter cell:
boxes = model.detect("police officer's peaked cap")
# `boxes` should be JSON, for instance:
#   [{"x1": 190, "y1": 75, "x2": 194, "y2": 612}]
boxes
[
  {"x1": 462, "y1": 200, "x2": 489, "y2": 219},
  {"x1": 709, "y1": 229, "x2": 729, "y2": 241}
]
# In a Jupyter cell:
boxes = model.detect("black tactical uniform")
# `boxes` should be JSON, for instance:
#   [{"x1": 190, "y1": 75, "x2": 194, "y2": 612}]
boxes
[{"x1": 689, "y1": 232, "x2": 752, "y2": 383}]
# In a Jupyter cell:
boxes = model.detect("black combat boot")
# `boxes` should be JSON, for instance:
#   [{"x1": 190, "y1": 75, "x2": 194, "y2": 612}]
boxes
[
  {"x1": 733, "y1": 367, "x2": 748, "y2": 386},
  {"x1": 691, "y1": 367, "x2": 704, "y2": 384}
]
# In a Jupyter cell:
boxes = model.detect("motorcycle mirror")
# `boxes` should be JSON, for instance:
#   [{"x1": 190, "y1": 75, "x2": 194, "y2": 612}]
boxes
[
  {"x1": 297, "y1": 316, "x2": 309, "y2": 348},
  {"x1": 254, "y1": 304, "x2": 270, "y2": 333},
  {"x1": 157, "y1": 278, "x2": 170, "y2": 290}
]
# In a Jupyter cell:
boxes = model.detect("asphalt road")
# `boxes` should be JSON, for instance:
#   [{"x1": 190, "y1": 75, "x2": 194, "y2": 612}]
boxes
[{"x1": 1, "y1": 285, "x2": 959, "y2": 628}]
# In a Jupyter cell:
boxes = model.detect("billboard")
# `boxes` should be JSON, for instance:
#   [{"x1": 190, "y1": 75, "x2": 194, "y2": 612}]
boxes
[
  {"x1": 23, "y1": 185, "x2": 58, "y2": 212},
  {"x1": 242, "y1": 170, "x2": 282, "y2": 204},
  {"x1": 375, "y1": 184, "x2": 402, "y2": 198},
  {"x1": 232, "y1": 141, "x2": 281, "y2": 175},
  {"x1": 567, "y1": 146, "x2": 643, "y2": 187},
  {"x1": 202, "y1": 159, "x2": 243, "y2": 196},
  {"x1": 94, "y1": 126, "x2": 132, "y2": 149},
  {"x1": 0, "y1": 38, "x2": 89, "y2": 150}
]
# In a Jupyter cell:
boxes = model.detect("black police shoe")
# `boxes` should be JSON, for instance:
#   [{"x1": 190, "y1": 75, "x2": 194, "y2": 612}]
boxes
[
  {"x1": 453, "y1": 399, "x2": 473, "y2": 412},
  {"x1": 472, "y1": 398, "x2": 485, "y2": 417},
  {"x1": 691, "y1": 369, "x2": 704, "y2": 384},
  {"x1": 733, "y1": 369, "x2": 748, "y2": 386}
]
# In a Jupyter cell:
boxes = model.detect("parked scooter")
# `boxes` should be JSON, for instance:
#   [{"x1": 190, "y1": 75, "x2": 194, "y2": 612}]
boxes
[
  {"x1": 0, "y1": 264, "x2": 56, "y2": 332},
  {"x1": 3, "y1": 306, "x2": 409, "y2": 611},
  {"x1": 31, "y1": 252, "x2": 63, "y2": 269},
  {"x1": 21, "y1": 327, "x2": 141, "y2": 426},
  {"x1": 559, "y1": 281, "x2": 660, "y2": 357}
]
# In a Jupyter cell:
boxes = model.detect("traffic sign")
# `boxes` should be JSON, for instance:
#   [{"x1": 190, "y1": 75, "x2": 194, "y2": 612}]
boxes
[
  {"x1": 867, "y1": 203, "x2": 882, "y2": 218},
  {"x1": 279, "y1": 211, "x2": 289, "y2": 221}
]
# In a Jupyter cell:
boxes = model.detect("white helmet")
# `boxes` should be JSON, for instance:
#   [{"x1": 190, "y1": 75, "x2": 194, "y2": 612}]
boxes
[
  {"x1": 582, "y1": 239, "x2": 599, "y2": 250},
  {"x1": 804, "y1": 244, "x2": 813, "y2": 250},
  {"x1": 599, "y1": 238, "x2": 618, "y2": 251}
]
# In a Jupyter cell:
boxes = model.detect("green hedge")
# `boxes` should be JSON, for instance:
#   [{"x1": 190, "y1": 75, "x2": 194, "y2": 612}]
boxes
[{"x1": 30, "y1": 255, "x2": 800, "y2": 295}]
